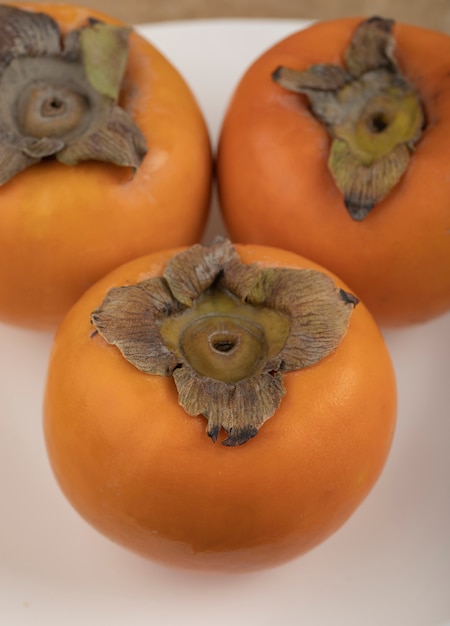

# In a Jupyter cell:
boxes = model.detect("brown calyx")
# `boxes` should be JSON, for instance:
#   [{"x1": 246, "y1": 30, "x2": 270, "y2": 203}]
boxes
[
  {"x1": 273, "y1": 16, "x2": 425, "y2": 220},
  {"x1": 0, "y1": 5, "x2": 147, "y2": 185},
  {"x1": 90, "y1": 238, "x2": 358, "y2": 446}
]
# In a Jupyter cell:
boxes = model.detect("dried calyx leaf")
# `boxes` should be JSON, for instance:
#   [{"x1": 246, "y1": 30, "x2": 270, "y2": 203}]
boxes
[
  {"x1": 91, "y1": 238, "x2": 358, "y2": 447},
  {"x1": 0, "y1": 4, "x2": 147, "y2": 185},
  {"x1": 272, "y1": 16, "x2": 425, "y2": 220}
]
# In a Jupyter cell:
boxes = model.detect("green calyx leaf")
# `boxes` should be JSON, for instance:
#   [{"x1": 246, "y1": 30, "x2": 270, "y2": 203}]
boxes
[
  {"x1": 80, "y1": 20, "x2": 131, "y2": 101},
  {"x1": 329, "y1": 139, "x2": 410, "y2": 220}
]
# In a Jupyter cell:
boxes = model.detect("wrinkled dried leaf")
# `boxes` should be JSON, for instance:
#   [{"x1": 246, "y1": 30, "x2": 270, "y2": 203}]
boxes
[
  {"x1": 329, "y1": 139, "x2": 410, "y2": 220},
  {"x1": 272, "y1": 65, "x2": 350, "y2": 127},
  {"x1": 273, "y1": 64, "x2": 350, "y2": 92},
  {"x1": 57, "y1": 103, "x2": 147, "y2": 169},
  {"x1": 220, "y1": 260, "x2": 262, "y2": 301},
  {"x1": 91, "y1": 280, "x2": 181, "y2": 375},
  {"x1": 246, "y1": 267, "x2": 357, "y2": 370},
  {"x1": 22, "y1": 136, "x2": 65, "y2": 159},
  {"x1": 0, "y1": 5, "x2": 61, "y2": 73},
  {"x1": 345, "y1": 16, "x2": 397, "y2": 77},
  {"x1": 61, "y1": 29, "x2": 81, "y2": 61},
  {"x1": 0, "y1": 136, "x2": 39, "y2": 185},
  {"x1": 164, "y1": 238, "x2": 240, "y2": 306},
  {"x1": 173, "y1": 366, "x2": 286, "y2": 446}
]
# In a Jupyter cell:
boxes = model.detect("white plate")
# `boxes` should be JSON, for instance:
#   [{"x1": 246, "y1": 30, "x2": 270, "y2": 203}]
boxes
[{"x1": 1, "y1": 19, "x2": 449, "y2": 626}]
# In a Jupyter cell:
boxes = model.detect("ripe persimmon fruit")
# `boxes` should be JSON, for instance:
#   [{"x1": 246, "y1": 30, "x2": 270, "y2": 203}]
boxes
[
  {"x1": 43, "y1": 240, "x2": 396, "y2": 572},
  {"x1": 0, "y1": 3, "x2": 211, "y2": 329},
  {"x1": 217, "y1": 16, "x2": 450, "y2": 327}
]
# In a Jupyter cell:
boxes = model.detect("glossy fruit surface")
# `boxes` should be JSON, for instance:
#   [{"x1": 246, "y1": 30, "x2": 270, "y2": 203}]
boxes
[
  {"x1": 217, "y1": 17, "x2": 450, "y2": 326},
  {"x1": 0, "y1": 2, "x2": 211, "y2": 329},
  {"x1": 44, "y1": 243, "x2": 397, "y2": 572}
]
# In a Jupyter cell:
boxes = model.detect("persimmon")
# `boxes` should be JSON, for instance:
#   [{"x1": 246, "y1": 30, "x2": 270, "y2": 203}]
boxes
[
  {"x1": 43, "y1": 239, "x2": 396, "y2": 572},
  {"x1": 0, "y1": 3, "x2": 211, "y2": 329},
  {"x1": 217, "y1": 16, "x2": 450, "y2": 326}
]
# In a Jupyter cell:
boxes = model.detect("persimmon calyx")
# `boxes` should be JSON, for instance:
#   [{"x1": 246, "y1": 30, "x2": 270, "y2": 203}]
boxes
[
  {"x1": 272, "y1": 16, "x2": 425, "y2": 220},
  {"x1": 90, "y1": 238, "x2": 358, "y2": 447},
  {"x1": 0, "y1": 5, "x2": 147, "y2": 186}
]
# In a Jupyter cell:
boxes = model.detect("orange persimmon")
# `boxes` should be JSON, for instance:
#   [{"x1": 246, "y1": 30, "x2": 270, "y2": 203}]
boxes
[
  {"x1": 43, "y1": 241, "x2": 396, "y2": 572},
  {"x1": 217, "y1": 16, "x2": 450, "y2": 326},
  {"x1": 0, "y1": 3, "x2": 211, "y2": 329}
]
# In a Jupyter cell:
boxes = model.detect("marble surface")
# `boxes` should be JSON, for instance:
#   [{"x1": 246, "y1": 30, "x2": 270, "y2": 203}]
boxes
[{"x1": 1, "y1": 13, "x2": 449, "y2": 626}]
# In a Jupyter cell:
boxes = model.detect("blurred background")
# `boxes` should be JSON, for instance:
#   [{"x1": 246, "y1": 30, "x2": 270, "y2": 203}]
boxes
[{"x1": 48, "y1": 0, "x2": 449, "y2": 33}]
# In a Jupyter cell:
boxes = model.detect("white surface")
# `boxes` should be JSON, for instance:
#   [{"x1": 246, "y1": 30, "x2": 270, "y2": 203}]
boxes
[{"x1": 1, "y1": 19, "x2": 449, "y2": 626}]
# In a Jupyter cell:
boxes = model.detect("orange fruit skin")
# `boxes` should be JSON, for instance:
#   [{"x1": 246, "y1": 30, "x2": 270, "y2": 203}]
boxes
[
  {"x1": 43, "y1": 244, "x2": 397, "y2": 573},
  {"x1": 0, "y1": 3, "x2": 212, "y2": 329},
  {"x1": 217, "y1": 17, "x2": 450, "y2": 327}
]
